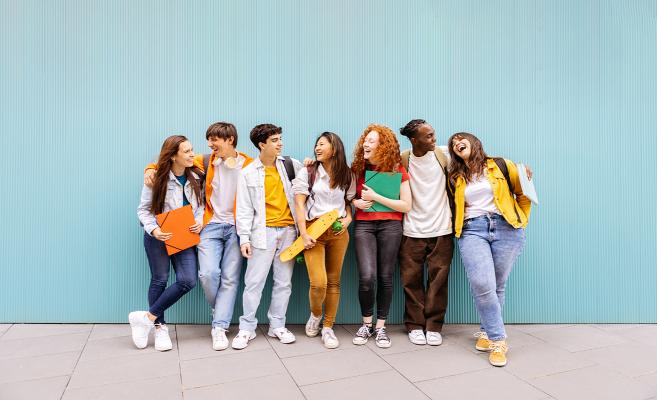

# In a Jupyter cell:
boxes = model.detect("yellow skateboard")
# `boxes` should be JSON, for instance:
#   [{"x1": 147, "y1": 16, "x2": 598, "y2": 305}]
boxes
[{"x1": 279, "y1": 209, "x2": 339, "y2": 262}]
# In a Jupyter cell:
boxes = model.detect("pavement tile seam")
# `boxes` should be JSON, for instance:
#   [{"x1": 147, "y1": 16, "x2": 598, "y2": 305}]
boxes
[
  {"x1": 0, "y1": 324, "x2": 11, "y2": 339},
  {"x1": 62, "y1": 373, "x2": 182, "y2": 396},
  {"x1": 183, "y1": 371, "x2": 292, "y2": 391},
  {"x1": 60, "y1": 323, "x2": 94, "y2": 397},
  {"x1": 295, "y1": 367, "x2": 407, "y2": 389},
  {"x1": 0, "y1": 373, "x2": 71, "y2": 386},
  {"x1": 172, "y1": 325, "x2": 185, "y2": 398}
]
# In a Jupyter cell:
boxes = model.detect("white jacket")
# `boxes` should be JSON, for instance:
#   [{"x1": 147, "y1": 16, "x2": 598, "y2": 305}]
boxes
[
  {"x1": 236, "y1": 156, "x2": 302, "y2": 249},
  {"x1": 137, "y1": 171, "x2": 204, "y2": 235}
]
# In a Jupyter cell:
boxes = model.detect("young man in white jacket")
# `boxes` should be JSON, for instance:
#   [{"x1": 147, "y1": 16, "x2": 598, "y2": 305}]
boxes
[{"x1": 232, "y1": 123, "x2": 302, "y2": 349}]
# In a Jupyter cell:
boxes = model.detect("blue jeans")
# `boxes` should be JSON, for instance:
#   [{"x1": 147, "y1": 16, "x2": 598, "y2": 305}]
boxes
[
  {"x1": 239, "y1": 226, "x2": 296, "y2": 332},
  {"x1": 457, "y1": 213, "x2": 525, "y2": 341},
  {"x1": 143, "y1": 233, "x2": 197, "y2": 325},
  {"x1": 197, "y1": 223, "x2": 243, "y2": 329}
]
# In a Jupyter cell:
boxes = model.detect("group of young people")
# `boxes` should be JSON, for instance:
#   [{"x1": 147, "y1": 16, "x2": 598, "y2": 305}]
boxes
[{"x1": 131, "y1": 119, "x2": 531, "y2": 367}]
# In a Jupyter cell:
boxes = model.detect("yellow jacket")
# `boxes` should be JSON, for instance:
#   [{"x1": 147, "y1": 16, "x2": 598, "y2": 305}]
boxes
[{"x1": 453, "y1": 158, "x2": 531, "y2": 238}]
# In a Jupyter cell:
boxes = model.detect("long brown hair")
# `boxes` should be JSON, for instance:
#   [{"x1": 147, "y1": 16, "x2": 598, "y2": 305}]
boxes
[
  {"x1": 447, "y1": 132, "x2": 489, "y2": 187},
  {"x1": 150, "y1": 135, "x2": 203, "y2": 215},
  {"x1": 314, "y1": 132, "x2": 352, "y2": 191},
  {"x1": 351, "y1": 124, "x2": 401, "y2": 177}
]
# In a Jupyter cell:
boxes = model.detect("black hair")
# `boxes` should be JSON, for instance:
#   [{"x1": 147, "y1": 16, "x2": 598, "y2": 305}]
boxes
[
  {"x1": 249, "y1": 124, "x2": 282, "y2": 150},
  {"x1": 400, "y1": 119, "x2": 427, "y2": 140}
]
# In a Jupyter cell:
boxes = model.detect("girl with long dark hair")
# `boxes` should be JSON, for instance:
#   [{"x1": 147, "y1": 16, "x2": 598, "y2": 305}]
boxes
[
  {"x1": 132, "y1": 135, "x2": 204, "y2": 351},
  {"x1": 292, "y1": 132, "x2": 356, "y2": 349},
  {"x1": 448, "y1": 132, "x2": 531, "y2": 367}
]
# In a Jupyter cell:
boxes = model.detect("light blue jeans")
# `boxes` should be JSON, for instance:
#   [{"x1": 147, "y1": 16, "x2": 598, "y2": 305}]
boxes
[
  {"x1": 458, "y1": 213, "x2": 525, "y2": 341},
  {"x1": 197, "y1": 223, "x2": 243, "y2": 329},
  {"x1": 238, "y1": 226, "x2": 296, "y2": 332}
]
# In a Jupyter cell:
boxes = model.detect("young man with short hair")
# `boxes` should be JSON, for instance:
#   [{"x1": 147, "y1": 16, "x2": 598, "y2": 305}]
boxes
[
  {"x1": 232, "y1": 123, "x2": 302, "y2": 350},
  {"x1": 144, "y1": 122, "x2": 253, "y2": 351},
  {"x1": 398, "y1": 119, "x2": 454, "y2": 346}
]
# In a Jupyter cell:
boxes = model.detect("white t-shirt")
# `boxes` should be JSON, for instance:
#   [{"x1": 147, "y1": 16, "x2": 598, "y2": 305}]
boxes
[
  {"x1": 403, "y1": 146, "x2": 453, "y2": 238},
  {"x1": 208, "y1": 154, "x2": 246, "y2": 225},
  {"x1": 463, "y1": 171, "x2": 501, "y2": 220}
]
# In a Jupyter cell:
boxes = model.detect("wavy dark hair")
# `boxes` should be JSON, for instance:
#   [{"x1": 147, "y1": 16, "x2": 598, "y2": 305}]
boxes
[
  {"x1": 314, "y1": 132, "x2": 352, "y2": 191},
  {"x1": 151, "y1": 135, "x2": 203, "y2": 215},
  {"x1": 447, "y1": 132, "x2": 489, "y2": 187}
]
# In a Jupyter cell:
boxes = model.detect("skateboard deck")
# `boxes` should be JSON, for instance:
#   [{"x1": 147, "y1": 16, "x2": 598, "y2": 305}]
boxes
[{"x1": 279, "y1": 209, "x2": 339, "y2": 262}]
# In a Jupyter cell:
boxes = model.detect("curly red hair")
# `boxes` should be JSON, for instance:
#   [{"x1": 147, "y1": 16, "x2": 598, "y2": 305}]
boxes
[{"x1": 351, "y1": 124, "x2": 401, "y2": 177}]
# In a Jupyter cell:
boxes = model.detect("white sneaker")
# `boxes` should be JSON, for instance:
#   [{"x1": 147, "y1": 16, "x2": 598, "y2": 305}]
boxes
[
  {"x1": 408, "y1": 329, "x2": 427, "y2": 345},
  {"x1": 231, "y1": 330, "x2": 256, "y2": 350},
  {"x1": 305, "y1": 314, "x2": 322, "y2": 337},
  {"x1": 321, "y1": 327, "x2": 339, "y2": 349},
  {"x1": 426, "y1": 331, "x2": 443, "y2": 346},
  {"x1": 352, "y1": 324, "x2": 373, "y2": 345},
  {"x1": 211, "y1": 327, "x2": 229, "y2": 351},
  {"x1": 268, "y1": 327, "x2": 296, "y2": 344},
  {"x1": 154, "y1": 325, "x2": 173, "y2": 351},
  {"x1": 128, "y1": 311, "x2": 154, "y2": 349}
]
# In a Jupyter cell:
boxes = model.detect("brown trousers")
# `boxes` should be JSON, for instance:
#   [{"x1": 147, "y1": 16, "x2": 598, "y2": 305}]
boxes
[
  {"x1": 303, "y1": 228, "x2": 350, "y2": 328},
  {"x1": 398, "y1": 234, "x2": 454, "y2": 333}
]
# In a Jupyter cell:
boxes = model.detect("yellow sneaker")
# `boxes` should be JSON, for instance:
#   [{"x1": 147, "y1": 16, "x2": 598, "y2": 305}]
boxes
[
  {"x1": 488, "y1": 340, "x2": 508, "y2": 367},
  {"x1": 474, "y1": 331, "x2": 491, "y2": 352}
]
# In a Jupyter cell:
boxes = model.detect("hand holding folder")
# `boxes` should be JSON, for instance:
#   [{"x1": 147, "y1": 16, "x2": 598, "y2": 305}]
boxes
[
  {"x1": 155, "y1": 205, "x2": 201, "y2": 255},
  {"x1": 363, "y1": 170, "x2": 402, "y2": 212}
]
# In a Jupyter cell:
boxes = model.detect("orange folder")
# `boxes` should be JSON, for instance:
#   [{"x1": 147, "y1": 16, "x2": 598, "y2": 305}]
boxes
[{"x1": 155, "y1": 205, "x2": 200, "y2": 255}]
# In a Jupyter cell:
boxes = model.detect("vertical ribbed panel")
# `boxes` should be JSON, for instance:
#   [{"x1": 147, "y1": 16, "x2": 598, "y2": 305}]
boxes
[{"x1": 2, "y1": 0, "x2": 656, "y2": 323}]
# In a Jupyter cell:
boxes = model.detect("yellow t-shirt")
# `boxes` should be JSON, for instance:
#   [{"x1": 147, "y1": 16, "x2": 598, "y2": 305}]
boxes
[{"x1": 264, "y1": 166, "x2": 295, "y2": 227}]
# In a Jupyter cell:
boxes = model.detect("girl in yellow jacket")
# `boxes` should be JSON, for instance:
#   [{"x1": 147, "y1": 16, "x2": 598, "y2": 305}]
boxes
[{"x1": 448, "y1": 132, "x2": 531, "y2": 367}]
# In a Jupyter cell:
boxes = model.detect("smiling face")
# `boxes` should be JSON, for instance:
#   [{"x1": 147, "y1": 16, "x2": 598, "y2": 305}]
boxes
[
  {"x1": 451, "y1": 136, "x2": 472, "y2": 161},
  {"x1": 314, "y1": 136, "x2": 333, "y2": 163},
  {"x1": 172, "y1": 140, "x2": 195, "y2": 169},
  {"x1": 362, "y1": 130, "x2": 380, "y2": 163},
  {"x1": 207, "y1": 136, "x2": 235, "y2": 159},
  {"x1": 259, "y1": 133, "x2": 283, "y2": 158},
  {"x1": 412, "y1": 124, "x2": 436, "y2": 154}
]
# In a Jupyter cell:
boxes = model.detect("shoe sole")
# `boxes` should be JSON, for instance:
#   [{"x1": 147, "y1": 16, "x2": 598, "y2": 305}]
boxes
[
  {"x1": 155, "y1": 344, "x2": 172, "y2": 351},
  {"x1": 476, "y1": 345, "x2": 491, "y2": 352},
  {"x1": 305, "y1": 330, "x2": 320, "y2": 337},
  {"x1": 490, "y1": 360, "x2": 507, "y2": 367},
  {"x1": 427, "y1": 340, "x2": 442, "y2": 346},
  {"x1": 352, "y1": 338, "x2": 368, "y2": 345},
  {"x1": 231, "y1": 332, "x2": 256, "y2": 350},
  {"x1": 323, "y1": 342, "x2": 339, "y2": 349},
  {"x1": 409, "y1": 339, "x2": 427, "y2": 345},
  {"x1": 267, "y1": 333, "x2": 296, "y2": 344},
  {"x1": 212, "y1": 343, "x2": 229, "y2": 351},
  {"x1": 376, "y1": 342, "x2": 391, "y2": 348}
]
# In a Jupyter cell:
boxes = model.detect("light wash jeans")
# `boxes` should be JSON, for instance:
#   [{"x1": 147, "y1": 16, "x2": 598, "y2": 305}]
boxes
[
  {"x1": 238, "y1": 226, "x2": 296, "y2": 332},
  {"x1": 197, "y1": 223, "x2": 243, "y2": 329},
  {"x1": 457, "y1": 213, "x2": 525, "y2": 341}
]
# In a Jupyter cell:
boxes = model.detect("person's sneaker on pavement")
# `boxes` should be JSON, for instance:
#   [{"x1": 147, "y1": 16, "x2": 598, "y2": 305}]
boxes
[
  {"x1": 154, "y1": 324, "x2": 173, "y2": 351},
  {"x1": 489, "y1": 340, "x2": 508, "y2": 367},
  {"x1": 408, "y1": 329, "x2": 427, "y2": 345},
  {"x1": 426, "y1": 331, "x2": 443, "y2": 346},
  {"x1": 128, "y1": 311, "x2": 154, "y2": 349},
  {"x1": 268, "y1": 327, "x2": 296, "y2": 344},
  {"x1": 231, "y1": 330, "x2": 256, "y2": 350},
  {"x1": 474, "y1": 331, "x2": 491, "y2": 351},
  {"x1": 305, "y1": 313, "x2": 322, "y2": 337},
  {"x1": 211, "y1": 327, "x2": 229, "y2": 351},
  {"x1": 374, "y1": 326, "x2": 391, "y2": 348},
  {"x1": 352, "y1": 324, "x2": 374, "y2": 345},
  {"x1": 321, "y1": 327, "x2": 339, "y2": 349}
]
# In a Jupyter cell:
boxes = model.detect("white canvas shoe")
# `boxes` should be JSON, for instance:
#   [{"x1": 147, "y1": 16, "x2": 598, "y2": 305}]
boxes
[
  {"x1": 211, "y1": 327, "x2": 229, "y2": 351},
  {"x1": 231, "y1": 330, "x2": 256, "y2": 350},
  {"x1": 408, "y1": 329, "x2": 427, "y2": 345},
  {"x1": 305, "y1": 314, "x2": 322, "y2": 337},
  {"x1": 268, "y1": 327, "x2": 296, "y2": 344},
  {"x1": 321, "y1": 327, "x2": 339, "y2": 349},
  {"x1": 426, "y1": 331, "x2": 443, "y2": 346},
  {"x1": 128, "y1": 311, "x2": 154, "y2": 349},
  {"x1": 154, "y1": 325, "x2": 173, "y2": 351}
]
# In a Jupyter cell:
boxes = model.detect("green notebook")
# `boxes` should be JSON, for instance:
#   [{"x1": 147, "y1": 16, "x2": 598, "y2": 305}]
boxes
[{"x1": 364, "y1": 170, "x2": 402, "y2": 212}]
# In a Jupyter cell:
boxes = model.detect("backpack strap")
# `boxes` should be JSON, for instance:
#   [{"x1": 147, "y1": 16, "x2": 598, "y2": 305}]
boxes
[
  {"x1": 492, "y1": 157, "x2": 521, "y2": 224},
  {"x1": 433, "y1": 148, "x2": 449, "y2": 173},
  {"x1": 282, "y1": 156, "x2": 296, "y2": 182}
]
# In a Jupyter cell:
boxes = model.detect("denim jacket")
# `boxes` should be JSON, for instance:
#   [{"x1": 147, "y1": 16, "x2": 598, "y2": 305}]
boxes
[
  {"x1": 137, "y1": 171, "x2": 204, "y2": 236},
  {"x1": 236, "y1": 156, "x2": 302, "y2": 249}
]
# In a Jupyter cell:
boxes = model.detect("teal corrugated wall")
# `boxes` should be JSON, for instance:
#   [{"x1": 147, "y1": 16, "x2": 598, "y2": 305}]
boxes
[{"x1": 2, "y1": 0, "x2": 656, "y2": 323}]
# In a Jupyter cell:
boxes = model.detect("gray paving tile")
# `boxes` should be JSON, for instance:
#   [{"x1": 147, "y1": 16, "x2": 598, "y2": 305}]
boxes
[
  {"x1": 342, "y1": 324, "x2": 435, "y2": 355},
  {"x1": 88, "y1": 324, "x2": 132, "y2": 341},
  {"x1": 577, "y1": 342, "x2": 657, "y2": 378},
  {"x1": 0, "y1": 325, "x2": 11, "y2": 337},
  {"x1": 63, "y1": 375, "x2": 182, "y2": 400},
  {"x1": 593, "y1": 324, "x2": 643, "y2": 332},
  {"x1": 0, "y1": 375, "x2": 69, "y2": 400},
  {"x1": 1, "y1": 324, "x2": 92, "y2": 340},
  {"x1": 528, "y1": 325, "x2": 626, "y2": 352},
  {"x1": 80, "y1": 327, "x2": 177, "y2": 362},
  {"x1": 416, "y1": 368, "x2": 548, "y2": 400},
  {"x1": 513, "y1": 324, "x2": 574, "y2": 334},
  {"x1": 264, "y1": 324, "x2": 355, "y2": 358},
  {"x1": 0, "y1": 351, "x2": 79, "y2": 384},
  {"x1": 503, "y1": 342, "x2": 595, "y2": 380},
  {"x1": 301, "y1": 370, "x2": 428, "y2": 400},
  {"x1": 185, "y1": 373, "x2": 303, "y2": 400},
  {"x1": 382, "y1": 342, "x2": 489, "y2": 382},
  {"x1": 635, "y1": 372, "x2": 657, "y2": 394},
  {"x1": 68, "y1": 351, "x2": 179, "y2": 389},
  {"x1": 174, "y1": 324, "x2": 211, "y2": 340},
  {"x1": 283, "y1": 346, "x2": 390, "y2": 386},
  {"x1": 623, "y1": 324, "x2": 657, "y2": 349},
  {"x1": 181, "y1": 348, "x2": 285, "y2": 389},
  {"x1": 531, "y1": 365, "x2": 655, "y2": 400},
  {"x1": 177, "y1": 325, "x2": 271, "y2": 361},
  {"x1": 0, "y1": 332, "x2": 88, "y2": 360}
]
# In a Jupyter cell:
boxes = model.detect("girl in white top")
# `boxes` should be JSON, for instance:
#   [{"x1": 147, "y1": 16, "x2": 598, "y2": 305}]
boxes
[{"x1": 292, "y1": 132, "x2": 356, "y2": 349}]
